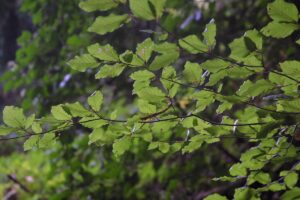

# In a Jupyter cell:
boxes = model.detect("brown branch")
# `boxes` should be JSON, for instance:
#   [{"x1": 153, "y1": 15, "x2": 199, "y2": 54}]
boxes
[
  {"x1": 140, "y1": 102, "x2": 173, "y2": 120},
  {"x1": 0, "y1": 112, "x2": 273, "y2": 142},
  {"x1": 7, "y1": 174, "x2": 32, "y2": 194}
]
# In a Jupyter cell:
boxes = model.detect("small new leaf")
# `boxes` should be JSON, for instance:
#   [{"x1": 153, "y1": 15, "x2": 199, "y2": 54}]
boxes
[
  {"x1": 203, "y1": 19, "x2": 216, "y2": 49},
  {"x1": 88, "y1": 91, "x2": 104, "y2": 112}
]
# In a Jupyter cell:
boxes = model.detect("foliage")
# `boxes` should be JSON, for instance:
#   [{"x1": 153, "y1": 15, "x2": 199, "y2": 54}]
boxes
[{"x1": 1, "y1": 0, "x2": 300, "y2": 199}]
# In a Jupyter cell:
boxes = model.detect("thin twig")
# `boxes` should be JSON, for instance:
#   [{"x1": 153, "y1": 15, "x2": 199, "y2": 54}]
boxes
[{"x1": 7, "y1": 174, "x2": 32, "y2": 194}]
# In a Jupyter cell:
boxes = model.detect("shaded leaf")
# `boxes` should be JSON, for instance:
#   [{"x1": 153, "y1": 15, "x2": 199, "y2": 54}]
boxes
[{"x1": 88, "y1": 14, "x2": 129, "y2": 35}]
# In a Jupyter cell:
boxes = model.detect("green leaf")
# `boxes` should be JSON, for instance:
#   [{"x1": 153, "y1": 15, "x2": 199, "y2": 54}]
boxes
[
  {"x1": 32, "y1": 122, "x2": 42, "y2": 133},
  {"x1": 64, "y1": 102, "x2": 90, "y2": 117},
  {"x1": 136, "y1": 38, "x2": 154, "y2": 62},
  {"x1": 138, "y1": 162, "x2": 156, "y2": 184},
  {"x1": 89, "y1": 128, "x2": 105, "y2": 144},
  {"x1": 280, "y1": 60, "x2": 300, "y2": 80},
  {"x1": 160, "y1": 66, "x2": 177, "y2": 91},
  {"x1": 192, "y1": 91, "x2": 215, "y2": 113},
  {"x1": 3, "y1": 106, "x2": 26, "y2": 128},
  {"x1": 229, "y1": 163, "x2": 247, "y2": 176},
  {"x1": 130, "y1": 70, "x2": 155, "y2": 81},
  {"x1": 183, "y1": 61, "x2": 202, "y2": 83},
  {"x1": 95, "y1": 63, "x2": 126, "y2": 79},
  {"x1": 141, "y1": 133, "x2": 153, "y2": 142},
  {"x1": 267, "y1": 0, "x2": 299, "y2": 22},
  {"x1": 149, "y1": 53, "x2": 178, "y2": 71},
  {"x1": 203, "y1": 19, "x2": 216, "y2": 49},
  {"x1": 201, "y1": 59, "x2": 231, "y2": 73},
  {"x1": 88, "y1": 14, "x2": 129, "y2": 35},
  {"x1": 181, "y1": 117, "x2": 194, "y2": 128},
  {"x1": 113, "y1": 136, "x2": 131, "y2": 156},
  {"x1": 24, "y1": 135, "x2": 39, "y2": 151},
  {"x1": 245, "y1": 29, "x2": 263, "y2": 50},
  {"x1": 204, "y1": 194, "x2": 228, "y2": 200},
  {"x1": 110, "y1": 110, "x2": 119, "y2": 120},
  {"x1": 170, "y1": 143, "x2": 182, "y2": 152},
  {"x1": 68, "y1": 54, "x2": 99, "y2": 72},
  {"x1": 154, "y1": 42, "x2": 178, "y2": 54},
  {"x1": 138, "y1": 100, "x2": 157, "y2": 114},
  {"x1": 229, "y1": 37, "x2": 250, "y2": 60},
  {"x1": 281, "y1": 188, "x2": 300, "y2": 200},
  {"x1": 251, "y1": 172, "x2": 271, "y2": 185},
  {"x1": 0, "y1": 126, "x2": 15, "y2": 136},
  {"x1": 237, "y1": 80, "x2": 274, "y2": 97},
  {"x1": 294, "y1": 163, "x2": 300, "y2": 171},
  {"x1": 284, "y1": 172, "x2": 298, "y2": 189},
  {"x1": 136, "y1": 87, "x2": 165, "y2": 103},
  {"x1": 129, "y1": 0, "x2": 155, "y2": 20},
  {"x1": 88, "y1": 91, "x2": 103, "y2": 112},
  {"x1": 158, "y1": 142, "x2": 170, "y2": 153},
  {"x1": 261, "y1": 22, "x2": 299, "y2": 38},
  {"x1": 81, "y1": 117, "x2": 108, "y2": 129},
  {"x1": 149, "y1": 43, "x2": 179, "y2": 71},
  {"x1": 217, "y1": 102, "x2": 233, "y2": 114},
  {"x1": 277, "y1": 99, "x2": 300, "y2": 112},
  {"x1": 25, "y1": 114, "x2": 35, "y2": 129},
  {"x1": 39, "y1": 133, "x2": 56, "y2": 148},
  {"x1": 51, "y1": 105, "x2": 72, "y2": 121},
  {"x1": 234, "y1": 188, "x2": 260, "y2": 200},
  {"x1": 133, "y1": 80, "x2": 151, "y2": 94},
  {"x1": 87, "y1": 43, "x2": 119, "y2": 62},
  {"x1": 79, "y1": 0, "x2": 119, "y2": 12},
  {"x1": 149, "y1": 0, "x2": 166, "y2": 18},
  {"x1": 148, "y1": 142, "x2": 159, "y2": 150},
  {"x1": 182, "y1": 140, "x2": 203, "y2": 153},
  {"x1": 120, "y1": 50, "x2": 145, "y2": 67},
  {"x1": 268, "y1": 183, "x2": 286, "y2": 192},
  {"x1": 179, "y1": 35, "x2": 208, "y2": 54}
]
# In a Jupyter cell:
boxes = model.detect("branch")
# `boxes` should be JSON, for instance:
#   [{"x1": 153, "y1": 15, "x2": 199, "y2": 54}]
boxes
[
  {"x1": 161, "y1": 77, "x2": 300, "y2": 115},
  {"x1": 190, "y1": 114, "x2": 268, "y2": 126},
  {"x1": 7, "y1": 174, "x2": 32, "y2": 194},
  {"x1": 0, "y1": 112, "x2": 273, "y2": 142}
]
